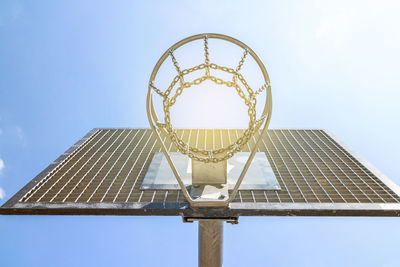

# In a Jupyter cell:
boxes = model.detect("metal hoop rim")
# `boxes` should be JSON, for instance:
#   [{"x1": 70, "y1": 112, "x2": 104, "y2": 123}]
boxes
[{"x1": 147, "y1": 33, "x2": 271, "y2": 162}]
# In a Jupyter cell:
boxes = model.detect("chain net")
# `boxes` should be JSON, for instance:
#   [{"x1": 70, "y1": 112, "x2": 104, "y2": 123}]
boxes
[{"x1": 150, "y1": 35, "x2": 270, "y2": 163}]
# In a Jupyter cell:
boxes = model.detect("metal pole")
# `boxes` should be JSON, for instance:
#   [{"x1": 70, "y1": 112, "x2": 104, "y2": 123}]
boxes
[{"x1": 198, "y1": 221, "x2": 223, "y2": 267}]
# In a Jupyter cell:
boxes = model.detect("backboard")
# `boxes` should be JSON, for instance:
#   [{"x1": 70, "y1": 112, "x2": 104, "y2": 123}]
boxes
[{"x1": 2, "y1": 128, "x2": 400, "y2": 220}]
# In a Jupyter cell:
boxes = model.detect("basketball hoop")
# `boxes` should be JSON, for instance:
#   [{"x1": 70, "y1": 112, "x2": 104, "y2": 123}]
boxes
[{"x1": 147, "y1": 33, "x2": 272, "y2": 207}]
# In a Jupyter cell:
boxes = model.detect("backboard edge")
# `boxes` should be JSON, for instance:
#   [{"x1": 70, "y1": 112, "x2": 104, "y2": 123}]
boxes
[
  {"x1": 1, "y1": 129, "x2": 99, "y2": 208},
  {"x1": 322, "y1": 129, "x2": 400, "y2": 198},
  {"x1": 1, "y1": 202, "x2": 400, "y2": 217}
]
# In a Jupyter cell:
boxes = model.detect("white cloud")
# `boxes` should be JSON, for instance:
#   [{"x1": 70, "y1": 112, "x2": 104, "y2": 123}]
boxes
[
  {"x1": 0, "y1": 158, "x2": 4, "y2": 174},
  {"x1": 0, "y1": 187, "x2": 5, "y2": 200}
]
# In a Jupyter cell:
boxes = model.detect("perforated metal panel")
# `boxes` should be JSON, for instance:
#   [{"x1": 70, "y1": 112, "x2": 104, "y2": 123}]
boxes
[{"x1": 1, "y1": 128, "x2": 400, "y2": 217}]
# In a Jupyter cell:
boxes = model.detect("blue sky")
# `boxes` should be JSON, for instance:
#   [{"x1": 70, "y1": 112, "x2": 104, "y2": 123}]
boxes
[{"x1": 1, "y1": 1, "x2": 400, "y2": 266}]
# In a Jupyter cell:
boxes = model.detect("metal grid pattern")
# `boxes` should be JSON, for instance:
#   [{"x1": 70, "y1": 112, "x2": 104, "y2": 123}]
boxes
[{"x1": 15, "y1": 129, "x2": 400, "y2": 205}]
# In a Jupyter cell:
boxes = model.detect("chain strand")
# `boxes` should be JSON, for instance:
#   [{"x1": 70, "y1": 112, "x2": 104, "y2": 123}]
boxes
[
  {"x1": 150, "y1": 81, "x2": 165, "y2": 97},
  {"x1": 233, "y1": 48, "x2": 249, "y2": 84},
  {"x1": 169, "y1": 49, "x2": 185, "y2": 87},
  {"x1": 204, "y1": 35, "x2": 210, "y2": 76}
]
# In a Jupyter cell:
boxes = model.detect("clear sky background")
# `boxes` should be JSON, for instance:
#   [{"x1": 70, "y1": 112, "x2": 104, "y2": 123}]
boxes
[{"x1": 1, "y1": 1, "x2": 400, "y2": 266}]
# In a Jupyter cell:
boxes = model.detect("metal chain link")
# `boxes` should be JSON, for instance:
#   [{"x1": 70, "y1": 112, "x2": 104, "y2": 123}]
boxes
[
  {"x1": 233, "y1": 49, "x2": 249, "y2": 84},
  {"x1": 152, "y1": 64, "x2": 207, "y2": 98},
  {"x1": 160, "y1": 72, "x2": 263, "y2": 163},
  {"x1": 150, "y1": 81, "x2": 165, "y2": 97},
  {"x1": 204, "y1": 35, "x2": 210, "y2": 76},
  {"x1": 209, "y1": 63, "x2": 254, "y2": 96},
  {"x1": 254, "y1": 81, "x2": 270, "y2": 96},
  {"x1": 169, "y1": 49, "x2": 185, "y2": 88},
  {"x1": 151, "y1": 45, "x2": 269, "y2": 163},
  {"x1": 236, "y1": 49, "x2": 249, "y2": 73},
  {"x1": 158, "y1": 89, "x2": 263, "y2": 163}
]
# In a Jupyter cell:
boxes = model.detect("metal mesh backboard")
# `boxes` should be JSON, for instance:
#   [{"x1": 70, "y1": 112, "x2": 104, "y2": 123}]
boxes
[{"x1": 1, "y1": 128, "x2": 400, "y2": 218}]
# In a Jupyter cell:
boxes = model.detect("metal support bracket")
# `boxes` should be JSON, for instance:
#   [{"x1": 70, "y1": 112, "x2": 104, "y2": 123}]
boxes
[{"x1": 183, "y1": 217, "x2": 239, "y2": 224}]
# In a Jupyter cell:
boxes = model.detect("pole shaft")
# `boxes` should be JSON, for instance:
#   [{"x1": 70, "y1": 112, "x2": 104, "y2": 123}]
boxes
[{"x1": 198, "y1": 221, "x2": 223, "y2": 267}]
